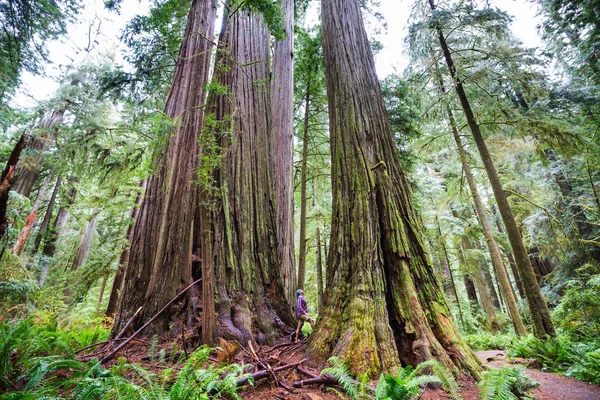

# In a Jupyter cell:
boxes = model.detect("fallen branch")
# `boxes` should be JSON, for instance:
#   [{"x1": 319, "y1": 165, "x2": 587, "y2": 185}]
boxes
[
  {"x1": 114, "y1": 306, "x2": 143, "y2": 340},
  {"x1": 100, "y1": 278, "x2": 202, "y2": 364},
  {"x1": 236, "y1": 358, "x2": 308, "y2": 387},
  {"x1": 292, "y1": 376, "x2": 337, "y2": 388}
]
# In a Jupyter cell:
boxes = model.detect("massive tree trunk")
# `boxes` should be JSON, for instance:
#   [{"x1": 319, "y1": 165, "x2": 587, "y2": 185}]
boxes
[
  {"x1": 106, "y1": 185, "x2": 144, "y2": 318},
  {"x1": 271, "y1": 0, "x2": 296, "y2": 304},
  {"x1": 308, "y1": 0, "x2": 481, "y2": 378},
  {"x1": 0, "y1": 134, "x2": 27, "y2": 240},
  {"x1": 13, "y1": 110, "x2": 64, "y2": 197},
  {"x1": 431, "y1": 0, "x2": 555, "y2": 338},
  {"x1": 297, "y1": 76, "x2": 312, "y2": 290},
  {"x1": 112, "y1": 0, "x2": 218, "y2": 336},
  {"x1": 198, "y1": 4, "x2": 295, "y2": 346}
]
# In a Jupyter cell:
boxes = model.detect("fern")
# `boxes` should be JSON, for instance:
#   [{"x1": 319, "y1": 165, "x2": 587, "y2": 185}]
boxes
[
  {"x1": 322, "y1": 356, "x2": 360, "y2": 399},
  {"x1": 478, "y1": 366, "x2": 538, "y2": 400}
]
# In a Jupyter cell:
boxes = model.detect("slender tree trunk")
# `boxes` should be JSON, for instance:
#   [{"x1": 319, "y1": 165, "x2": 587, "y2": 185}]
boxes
[
  {"x1": 112, "y1": 0, "x2": 218, "y2": 336},
  {"x1": 0, "y1": 134, "x2": 27, "y2": 240},
  {"x1": 463, "y1": 274, "x2": 479, "y2": 307},
  {"x1": 106, "y1": 184, "x2": 144, "y2": 317},
  {"x1": 271, "y1": 0, "x2": 296, "y2": 304},
  {"x1": 315, "y1": 226, "x2": 324, "y2": 313},
  {"x1": 297, "y1": 77, "x2": 312, "y2": 290},
  {"x1": 200, "y1": 3, "x2": 294, "y2": 345},
  {"x1": 482, "y1": 262, "x2": 501, "y2": 310},
  {"x1": 492, "y1": 205, "x2": 525, "y2": 298},
  {"x1": 38, "y1": 177, "x2": 78, "y2": 286},
  {"x1": 98, "y1": 270, "x2": 110, "y2": 309},
  {"x1": 12, "y1": 171, "x2": 54, "y2": 256},
  {"x1": 71, "y1": 214, "x2": 98, "y2": 271},
  {"x1": 431, "y1": 0, "x2": 554, "y2": 337},
  {"x1": 32, "y1": 176, "x2": 61, "y2": 254},
  {"x1": 13, "y1": 110, "x2": 64, "y2": 197},
  {"x1": 435, "y1": 215, "x2": 464, "y2": 328},
  {"x1": 437, "y1": 66, "x2": 525, "y2": 334},
  {"x1": 309, "y1": 0, "x2": 481, "y2": 377}
]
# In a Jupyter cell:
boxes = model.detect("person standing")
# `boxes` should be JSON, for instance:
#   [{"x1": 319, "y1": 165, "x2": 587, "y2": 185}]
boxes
[{"x1": 295, "y1": 289, "x2": 315, "y2": 341}]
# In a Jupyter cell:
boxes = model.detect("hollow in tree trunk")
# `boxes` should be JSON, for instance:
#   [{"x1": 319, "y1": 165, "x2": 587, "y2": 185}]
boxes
[
  {"x1": 308, "y1": 0, "x2": 481, "y2": 378},
  {"x1": 112, "y1": 0, "x2": 218, "y2": 336}
]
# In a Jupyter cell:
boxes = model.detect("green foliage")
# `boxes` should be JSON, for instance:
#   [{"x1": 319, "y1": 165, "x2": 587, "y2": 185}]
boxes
[
  {"x1": 465, "y1": 334, "x2": 514, "y2": 351},
  {"x1": 323, "y1": 357, "x2": 462, "y2": 400},
  {"x1": 0, "y1": 0, "x2": 80, "y2": 106},
  {"x1": 478, "y1": 366, "x2": 538, "y2": 400},
  {"x1": 553, "y1": 264, "x2": 600, "y2": 339}
]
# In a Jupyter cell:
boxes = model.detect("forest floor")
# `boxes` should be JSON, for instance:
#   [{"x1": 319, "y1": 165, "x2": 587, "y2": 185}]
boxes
[{"x1": 238, "y1": 341, "x2": 600, "y2": 400}]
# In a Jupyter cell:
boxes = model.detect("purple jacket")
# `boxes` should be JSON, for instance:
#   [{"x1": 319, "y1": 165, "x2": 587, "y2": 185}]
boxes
[{"x1": 296, "y1": 294, "x2": 308, "y2": 318}]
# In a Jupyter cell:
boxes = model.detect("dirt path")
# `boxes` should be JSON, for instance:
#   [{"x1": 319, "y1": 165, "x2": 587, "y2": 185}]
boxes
[{"x1": 476, "y1": 350, "x2": 600, "y2": 400}]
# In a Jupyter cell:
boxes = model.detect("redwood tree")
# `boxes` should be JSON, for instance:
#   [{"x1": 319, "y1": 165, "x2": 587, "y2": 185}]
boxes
[
  {"x1": 112, "y1": 0, "x2": 218, "y2": 336},
  {"x1": 308, "y1": 0, "x2": 481, "y2": 377},
  {"x1": 271, "y1": 0, "x2": 296, "y2": 304},
  {"x1": 199, "y1": 4, "x2": 294, "y2": 345}
]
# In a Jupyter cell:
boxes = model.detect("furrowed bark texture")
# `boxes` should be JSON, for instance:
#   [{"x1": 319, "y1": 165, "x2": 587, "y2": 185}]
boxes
[
  {"x1": 106, "y1": 184, "x2": 144, "y2": 318},
  {"x1": 316, "y1": 227, "x2": 324, "y2": 312},
  {"x1": 201, "y1": 6, "x2": 294, "y2": 346},
  {"x1": 308, "y1": 0, "x2": 481, "y2": 378},
  {"x1": 430, "y1": 0, "x2": 554, "y2": 338},
  {"x1": 13, "y1": 110, "x2": 64, "y2": 197},
  {"x1": 112, "y1": 0, "x2": 217, "y2": 336},
  {"x1": 0, "y1": 134, "x2": 27, "y2": 240},
  {"x1": 271, "y1": 0, "x2": 296, "y2": 304}
]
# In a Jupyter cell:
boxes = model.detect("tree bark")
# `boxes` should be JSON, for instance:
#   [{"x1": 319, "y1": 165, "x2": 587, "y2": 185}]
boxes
[
  {"x1": 297, "y1": 75, "x2": 312, "y2": 290},
  {"x1": 0, "y1": 134, "x2": 27, "y2": 240},
  {"x1": 112, "y1": 0, "x2": 218, "y2": 336},
  {"x1": 315, "y1": 227, "x2": 324, "y2": 313},
  {"x1": 71, "y1": 214, "x2": 98, "y2": 271},
  {"x1": 430, "y1": 0, "x2": 555, "y2": 337},
  {"x1": 13, "y1": 110, "x2": 64, "y2": 197},
  {"x1": 199, "y1": 4, "x2": 294, "y2": 346},
  {"x1": 308, "y1": 0, "x2": 481, "y2": 378},
  {"x1": 463, "y1": 274, "x2": 479, "y2": 307},
  {"x1": 105, "y1": 183, "x2": 144, "y2": 318},
  {"x1": 271, "y1": 0, "x2": 296, "y2": 305}
]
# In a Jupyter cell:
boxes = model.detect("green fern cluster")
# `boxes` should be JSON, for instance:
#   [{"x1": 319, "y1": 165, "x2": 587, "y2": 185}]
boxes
[
  {"x1": 464, "y1": 333, "x2": 515, "y2": 351},
  {"x1": 478, "y1": 366, "x2": 538, "y2": 400},
  {"x1": 322, "y1": 357, "x2": 463, "y2": 400},
  {"x1": 1, "y1": 343, "x2": 248, "y2": 399}
]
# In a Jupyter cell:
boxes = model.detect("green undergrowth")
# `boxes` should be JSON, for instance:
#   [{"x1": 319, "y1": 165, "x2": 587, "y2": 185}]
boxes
[
  {"x1": 0, "y1": 318, "x2": 250, "y2": 399},
  {"x1": 508, "y1": 334, "x2": 600, "y2": 384},
  {"x1": 323, "y1": 356, "x2": 463, "y2": 400},
  {"x1": 464, "y1": 333, "x2": 515, "y2": 351},
  {"x1": 478, "y1": 366, "x2": 539, "y2": 400}
]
